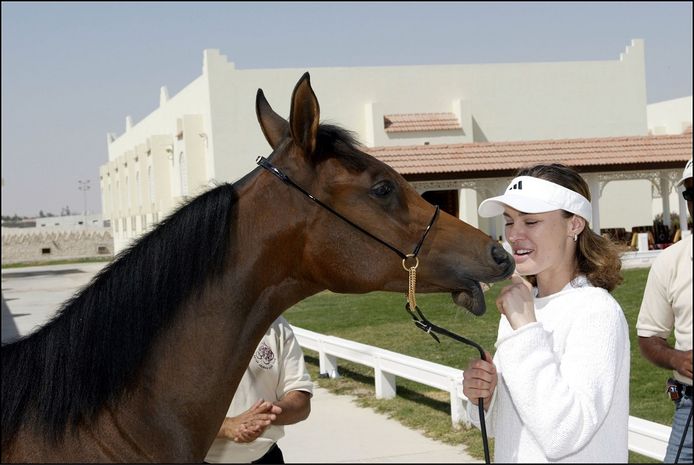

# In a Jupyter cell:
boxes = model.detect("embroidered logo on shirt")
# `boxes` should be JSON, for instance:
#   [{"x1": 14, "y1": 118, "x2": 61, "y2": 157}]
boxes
[{"x1": 254, "y1": 341, "x2": 276, "y2": 369}]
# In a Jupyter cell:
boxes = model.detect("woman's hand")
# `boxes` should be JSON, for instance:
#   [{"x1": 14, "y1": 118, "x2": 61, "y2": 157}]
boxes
[
  {"x1": 496, "y1": 273, "x2": 536, "y2": 330},
  {"x1": 462, "y1": 351, "x2": 497, "y2": 412}
]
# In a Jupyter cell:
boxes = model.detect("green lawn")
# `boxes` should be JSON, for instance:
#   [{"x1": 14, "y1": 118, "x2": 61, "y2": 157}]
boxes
[{"x1": 284, "y1": 267, "x2": 673, "y2": 463}]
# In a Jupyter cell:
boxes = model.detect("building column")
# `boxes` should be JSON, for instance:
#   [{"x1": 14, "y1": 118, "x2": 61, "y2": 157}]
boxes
[
  {"x1": 458, "y1": 188, "x2": 479, "y2": 228},
  {"x1": 660, "y1": 175, "x2": 672, "y2": 227},
  {"x1": 587, "y1": 176, "x2": 601, "y2": 234}
]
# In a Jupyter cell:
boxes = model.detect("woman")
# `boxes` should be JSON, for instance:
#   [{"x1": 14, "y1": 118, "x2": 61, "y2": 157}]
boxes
[{"x1": 462, "y1": 163, "x2": 630, "y2": 463}]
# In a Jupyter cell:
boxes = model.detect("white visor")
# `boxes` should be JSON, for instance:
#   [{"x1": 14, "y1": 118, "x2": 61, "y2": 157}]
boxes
[{"x1": 478, "y1": 176, "x2": 592, "y2": 223}]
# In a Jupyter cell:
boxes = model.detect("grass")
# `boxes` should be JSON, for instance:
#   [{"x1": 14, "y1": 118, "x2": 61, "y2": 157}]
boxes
[
  {"x1": 284, "y1": 267, "x2": 673, "y2": 463},
  {"x1": 1, "y1": 258, "x2": 671, "y2": 461}
]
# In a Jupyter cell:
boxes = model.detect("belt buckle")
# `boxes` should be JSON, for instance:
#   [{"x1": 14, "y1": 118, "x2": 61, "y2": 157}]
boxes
[{"x1": 667, "y1": 378, "x2": 681, "y2": 401}]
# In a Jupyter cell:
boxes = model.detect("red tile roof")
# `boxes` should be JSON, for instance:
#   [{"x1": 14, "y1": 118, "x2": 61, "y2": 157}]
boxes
[
  {"x1": 366, "y1": 132, "x2": 692, "y2": 177},
  {"x1": 383, "y1": 113, "x2": 461, "y2": 133}
]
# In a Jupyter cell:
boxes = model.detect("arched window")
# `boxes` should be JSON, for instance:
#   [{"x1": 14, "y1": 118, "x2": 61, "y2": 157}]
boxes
[
  {"x1": 148, "y1": 165, "x2": 155, "y2": 203},
  {"x1": 136, "y1": 171, "x2": 142, "y2": 207},
  {"x1": 105, "y1": 183, "x2": 110, "y2": 217},
  {"x1": 125, "y1": 176, "x2": 131, "y2": 210},
  {"x1": 179, "y1": 151, "x2": 188, "y2": 196},
  {"x1": 115, "y1": 181, "x2": 120, "y2": 214}
]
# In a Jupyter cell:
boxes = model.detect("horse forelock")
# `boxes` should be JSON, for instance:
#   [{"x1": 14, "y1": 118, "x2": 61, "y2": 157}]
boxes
[
  {"x1": 314, "y1": 123, "x2": 371, "y2": 172},
  {"x1": 1, "y1": 183, "x2": 237, "y2": 446}
]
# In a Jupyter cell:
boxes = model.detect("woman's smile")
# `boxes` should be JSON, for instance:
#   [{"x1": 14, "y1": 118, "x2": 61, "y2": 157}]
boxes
[{"x1": 512, "y1": 246, "x2": 534, "y2": 264}]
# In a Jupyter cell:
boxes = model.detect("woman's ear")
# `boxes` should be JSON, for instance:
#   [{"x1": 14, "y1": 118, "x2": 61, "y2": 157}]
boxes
[{"x1": 569, "y1": 215, "x2": 587, "y2": 236}]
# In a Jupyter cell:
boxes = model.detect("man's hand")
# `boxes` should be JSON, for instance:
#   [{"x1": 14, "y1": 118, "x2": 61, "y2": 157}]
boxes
[
  {"x1": 672, "y1": 349, "x2": 693, "y2": 380},
  {"x1": 217, "y1": 400, "x2": 282, "y2": 443},
  {"x1": 639, "y1": 337, "x2": 693, "y2": 380}
]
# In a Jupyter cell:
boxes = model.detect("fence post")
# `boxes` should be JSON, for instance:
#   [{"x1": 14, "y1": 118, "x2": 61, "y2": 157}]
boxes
[
  {"x1": 319, "y1": 350, "x2": 339, "y2": 378},
  {"x1": 450, "y1": 379, "x2": 470, "y2": 428},
  {"x1": 375, "y1": 364, "x2": 396, "y2": 399}
]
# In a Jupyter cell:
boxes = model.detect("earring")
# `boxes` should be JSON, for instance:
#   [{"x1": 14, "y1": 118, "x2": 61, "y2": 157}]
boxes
[{"x1": 573, "y1": 234, "x2": 578, "y2": 242}]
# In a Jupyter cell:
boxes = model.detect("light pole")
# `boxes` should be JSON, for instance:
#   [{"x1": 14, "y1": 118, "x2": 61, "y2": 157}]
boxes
[{"x1": 78, "y1": 179, "x2": 91, "y2": 225}]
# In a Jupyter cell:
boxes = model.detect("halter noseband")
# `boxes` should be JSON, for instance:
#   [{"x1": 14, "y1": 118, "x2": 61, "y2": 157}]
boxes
[
  {"x1": 256, "y1": 155, "x2": 491, "y2": 464},
  {"x1": 256, "y1": 156, "x2": 439, "y2": 263}
]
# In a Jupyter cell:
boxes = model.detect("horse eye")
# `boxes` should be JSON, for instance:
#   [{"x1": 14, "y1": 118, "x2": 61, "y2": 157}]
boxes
[{"x1": 371, "y1": 180, "x2": 395, "y2": 198}]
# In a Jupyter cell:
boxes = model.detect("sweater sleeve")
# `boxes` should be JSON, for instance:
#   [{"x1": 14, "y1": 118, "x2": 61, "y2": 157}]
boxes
[
  {"x1": 465, "y1": 317, "x2": 508, "y2": 436},
  {"x1": 494, "y1": 290, "x2": 629, "y2": 460}
]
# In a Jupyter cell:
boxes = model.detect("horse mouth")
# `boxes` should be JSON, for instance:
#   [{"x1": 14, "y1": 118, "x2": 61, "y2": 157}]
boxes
[{"x1": 451, "y1": 280, "x2": 486, "y2": 316}]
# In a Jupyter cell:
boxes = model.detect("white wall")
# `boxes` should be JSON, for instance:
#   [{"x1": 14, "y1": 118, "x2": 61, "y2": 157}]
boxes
[
  {"x1": 647, "y1": 96, "x2": 693, "y2": 222},
  {"x1": 600, "y1": 180, "x2": 656, "y2": 230},
  {"x1": 102, "y1": 40, "x2": 656, "y2": 252},
  {"x1": 648, "y1": 96, "x2": 692, "y2": 135}
]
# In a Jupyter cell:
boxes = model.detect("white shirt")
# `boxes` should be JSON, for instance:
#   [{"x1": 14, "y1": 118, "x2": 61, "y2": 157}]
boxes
[
  {"x1": 205, "y1": 317, "x2": 313, "y2": 463},
  {"x1": 636, "y1": 235, "x2": 693, "y2": 385},
  {"x1": 467, "y1": 276, "x2": 630, "y2": 463}
]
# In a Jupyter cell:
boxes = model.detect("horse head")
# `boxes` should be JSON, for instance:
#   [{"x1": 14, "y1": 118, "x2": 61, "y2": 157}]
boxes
[{"x1": 255, "y1": 72, "x2": 514, "y2": 315}]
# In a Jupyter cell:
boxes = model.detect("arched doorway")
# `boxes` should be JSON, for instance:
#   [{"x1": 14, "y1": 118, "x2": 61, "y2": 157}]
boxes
[{"x1": 422, "y1": 190, "x2": 458, "y2": 217}]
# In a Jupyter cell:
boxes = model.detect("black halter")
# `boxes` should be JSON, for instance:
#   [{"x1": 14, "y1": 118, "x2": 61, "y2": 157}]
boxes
[
  {"x1": 256, "y1": 156, "x2": 439, "y2": 262},
  {"x1": 257, "y1": 155, "x2": 491, "y2": 464}
]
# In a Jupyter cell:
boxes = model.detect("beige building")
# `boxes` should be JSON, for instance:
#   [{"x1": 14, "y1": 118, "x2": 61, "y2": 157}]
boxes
[
  {"x1": 100, "y1": 40, "x2": 691, "y2": 252},
  {"x1": 1, "y1": 213, "x2": 114, "y2": 264},
  {"x1": 1, "y1": 228, "x2": 113, "y2": 264}
]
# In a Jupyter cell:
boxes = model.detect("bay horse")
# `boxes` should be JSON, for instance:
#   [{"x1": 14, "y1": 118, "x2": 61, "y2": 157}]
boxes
[{"x1": 1, "y1": 73, "x2": 513, "y2": 462}]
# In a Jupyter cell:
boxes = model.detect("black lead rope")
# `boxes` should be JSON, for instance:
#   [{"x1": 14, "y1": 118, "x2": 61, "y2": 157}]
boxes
[
  {"x1": 405, "y1": 302, "x2": 491, "y2": 464},
  {"x1": 674, "y1": 402, "x2": 693, "y2": 463},
  {"x1": 256, "y1": 156, "x2": 488, "y2": 461}
]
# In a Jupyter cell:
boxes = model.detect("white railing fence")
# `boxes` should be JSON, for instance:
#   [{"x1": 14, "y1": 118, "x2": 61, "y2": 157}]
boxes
[{"x1": 292, "y1": 326, "x2": 671, "y2": 461}]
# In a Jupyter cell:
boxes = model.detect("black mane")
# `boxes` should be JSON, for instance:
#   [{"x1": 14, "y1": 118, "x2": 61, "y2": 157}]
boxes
[
  {"x1": 1, "y1": 122, "x2": 362, "y2": 447},
  {"x1": 1, "y1": 183, "x2": 236, "y2": 445}
]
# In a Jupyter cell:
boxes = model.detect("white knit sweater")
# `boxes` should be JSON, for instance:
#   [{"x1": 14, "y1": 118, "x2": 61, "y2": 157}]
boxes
[{"x1": 467, "y1": 276, "x2": 630, "y2": 463}]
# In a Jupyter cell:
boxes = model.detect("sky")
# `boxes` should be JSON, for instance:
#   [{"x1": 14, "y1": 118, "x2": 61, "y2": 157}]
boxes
[{"x1": 1, "y1": 1, "x2": 692, "y2": 218}]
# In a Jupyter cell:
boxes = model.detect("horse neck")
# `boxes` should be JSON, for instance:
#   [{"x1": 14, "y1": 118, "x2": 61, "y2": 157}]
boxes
[{"x1": 129, "y1": 173, "x2": 322, "y2": 460}]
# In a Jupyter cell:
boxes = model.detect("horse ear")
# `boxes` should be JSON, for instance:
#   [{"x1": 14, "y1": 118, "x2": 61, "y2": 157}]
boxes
[
  {"x1": 289, "y1": 72, "x2": 320, "y2": 156},
  {"x1": 256, "y1": 89, "x2": 289, "y2": 149}
]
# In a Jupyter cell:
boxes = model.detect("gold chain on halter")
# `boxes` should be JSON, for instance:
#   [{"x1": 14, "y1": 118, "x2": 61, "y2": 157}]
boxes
[{"x1": 402, "y1": 254, "x2": 419, "y2": 310}]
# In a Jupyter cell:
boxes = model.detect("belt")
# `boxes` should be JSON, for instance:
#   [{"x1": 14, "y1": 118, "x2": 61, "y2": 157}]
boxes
[{"x1": 668, "y1": 378, "x2": 693, "y2": 400}]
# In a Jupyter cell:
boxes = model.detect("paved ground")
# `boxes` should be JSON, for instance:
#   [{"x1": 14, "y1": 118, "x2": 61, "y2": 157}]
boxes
[{"x1": 1, "y1": 262, "x2": 479, "y2": 463}]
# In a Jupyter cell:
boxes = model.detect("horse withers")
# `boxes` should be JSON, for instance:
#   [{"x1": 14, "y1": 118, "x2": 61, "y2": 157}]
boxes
[{"x1": 1, "y1": 73, "x2": 513, "y2": 462}]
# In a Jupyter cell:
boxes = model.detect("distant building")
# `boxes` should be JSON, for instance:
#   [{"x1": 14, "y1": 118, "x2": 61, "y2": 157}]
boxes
[
  {"x1": 646, "y1": 96, "x2": 693, "y2": 228},
  {"x1": 1, "y1": 214, "x2": 113, "y2": 265},
  {"x1": 35, "y1": 213, "x2": 110, "y2": 229},
  {"x1": 101, "y1": 40, "x2": 691, "y2": 253}
]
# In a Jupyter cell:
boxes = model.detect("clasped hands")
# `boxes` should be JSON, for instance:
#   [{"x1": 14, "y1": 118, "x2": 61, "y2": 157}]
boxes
[{"x1": 219, "y1": 399, "x2": 282, "y2": 443}]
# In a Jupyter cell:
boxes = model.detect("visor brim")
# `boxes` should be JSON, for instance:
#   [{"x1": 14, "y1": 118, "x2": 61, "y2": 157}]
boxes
[{"x1": 478, "y1": 194, "x2": 565, "y2": 218}]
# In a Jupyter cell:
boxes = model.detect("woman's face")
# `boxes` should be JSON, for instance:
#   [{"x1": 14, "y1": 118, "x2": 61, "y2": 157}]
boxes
[{"x1": 503, "y1": 207, "x2": 577, "y2": 280}]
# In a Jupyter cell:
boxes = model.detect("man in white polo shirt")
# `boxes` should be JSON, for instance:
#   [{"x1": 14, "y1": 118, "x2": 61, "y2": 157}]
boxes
[
  {"x1": 205, "y1": 316, "x2": 313, "y2": 463},
  {"x1": 637, "y1": 158, "x2": 693, "y2": 463}
]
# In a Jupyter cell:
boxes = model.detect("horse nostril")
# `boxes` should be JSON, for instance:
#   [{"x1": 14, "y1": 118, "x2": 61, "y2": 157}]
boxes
[{"x1": 491, "y1": 243, "x2": 511, "y2": 266}]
